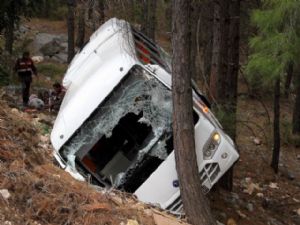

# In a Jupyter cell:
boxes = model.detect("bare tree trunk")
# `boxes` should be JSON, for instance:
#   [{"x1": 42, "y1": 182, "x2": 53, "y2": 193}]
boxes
[
  {"x1": 271, "y1": 78, "x2": 280, "y2": 173},
  {"x1": 148, "y1": 0, "x2": 157, "y2": 40},
  {"x1": 197, "y1": 0, "x2": 214, "y2": 87},
  {"x1": 210, "y1": 0, "x2": 222, "y2": 101},
  {"x1": 217, "y1": 0, "x2": 230, "y2": 104},
  {"x1": 172, "y1": 1, "x2": 216, "y2": 224},
  {"x1": 67, "y1": 0, "x2": 76, "y2": 63},
  {"x1": 284, "y1": 62, "x2": 293, "y2": 98},
  {"x1": 4, "y1": 2, "x2": 15, "y2": 54},
  {"x1": 219, "y1": 0, "x2": 240, "y2": 191},
  {"x1": 76, "y1": 6, "x2": 85, "y2": 49},
  {"x1": 190, "y1": 1, "x2": 200, "y2": 83},
  {"x1": 141, "y1": 0, "x2": 157, "y2": 41},
  {"x1": 292, "y1": 71, "x2": 300, "y2": 134},
  {"x1": 141, "y1": 0, "x2": 148, "y2": 34},
  {"x1": 98, "y1": 0, "x2": 105, "y2": 25}
]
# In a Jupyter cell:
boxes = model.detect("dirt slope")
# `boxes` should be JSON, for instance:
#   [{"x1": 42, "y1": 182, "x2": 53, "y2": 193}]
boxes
[{"x1": 0, "y1": 95, "x2": 188, "y2": 225}]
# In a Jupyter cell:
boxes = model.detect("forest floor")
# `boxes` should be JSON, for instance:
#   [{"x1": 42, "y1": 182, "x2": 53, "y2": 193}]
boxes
[{"x1": 0, "y1": 19, "x2": 300, "y2": 225}]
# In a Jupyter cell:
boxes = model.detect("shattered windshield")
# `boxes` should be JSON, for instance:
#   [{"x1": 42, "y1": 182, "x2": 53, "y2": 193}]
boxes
[{"x1": 60, "y1": 65, "x2": 173, "y2": 191}]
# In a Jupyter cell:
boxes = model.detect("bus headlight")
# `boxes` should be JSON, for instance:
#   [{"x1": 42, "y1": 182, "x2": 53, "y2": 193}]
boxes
[{"x1": 203, "y1": 132, "x2": 221, "y2": 160}]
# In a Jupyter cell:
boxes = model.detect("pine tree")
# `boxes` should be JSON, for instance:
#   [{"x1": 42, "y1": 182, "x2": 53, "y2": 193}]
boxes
[{"x1": 246, "y1": 0, "x2": 300, "y2": 172}]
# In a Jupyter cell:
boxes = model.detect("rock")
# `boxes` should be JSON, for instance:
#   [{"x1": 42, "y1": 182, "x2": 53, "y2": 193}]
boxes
[
  {"x1": 34, "y1": 33, "x2": 66, "y2": 48},
  {"x1": 19, "y1": 25, "x2": 29, "y2": 34},
  {"x1": 293, "y1": 198, "x2": 300, "y2": 203},
  {"x1": 40, "y1": 38, "x2": 65, "y2": 58},
  {"x1": 292, "y1": 217, "x2": 300, "y2": 225},
  {"x1": 32, "y1": 55, "x2": 44, "y2": 64},
  {"x1": 227, "y1": 218, "x2": 237, "y2": 225},
  {"x1": 153, "y1": 213, "x2": 189, "y2": 225},
  {"x1": 219, "y1": 212, "x2": 227, "y2": 220},
  {"x1": 253, "y1": 137, "x2": 262, "y2": 145},
  {"x1": 217, "y1": 221, "x2": 225, "y2": 225},
  {"x1": 297, "y1": 208, "x2": 300, "y2": 216},
  {"x1": 143, "y1": 209, "x2": 153, "y2": 217},
  {"x1": 11, "y1": 108, "x2": 19, "y2": 114},
  {"x1": 268, "y1": 218, "x2": 284, "y2": 225},
  {"x1": 287, "y1": 172, "x2": 295, "y2": 180},
  {"x1": 52, "y1": 52, "x2": 68, "y2": 63},
  {"x1": 280, "y1": 167, "x2": 296, "y2": 180},
  {"x1": 0, "y1": 189, "x2": 11, "y2": 199},
  {"x1": 269, "y1": 182, "x2": 279, "y2": 189},
  {"x1": 297, "y1": 154, "x2": 300, "y2": 160},
  {"x1": 246, "y1": 203, "x2": 254, "y2": 212},
  {"x1": 243, "y1": 182, "x2": 261, "y2": 195},
  {"x1": 256, "y1": 193, "x2": 264, "y2": 198},
  {"x1": 126, "y1": 219, "x2": 139, "y2": 225},
  {"x1": 231, "y1": 192, "x2": 240, "y2": 200},
  {"x1": 4, "y1": 221, "x2": 12, "y2": 225},
  {"x1": 237, "y1": 210, "x2": 247, "y2": 219}
]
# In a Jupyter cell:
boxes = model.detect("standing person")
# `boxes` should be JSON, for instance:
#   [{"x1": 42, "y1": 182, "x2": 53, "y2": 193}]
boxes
[{"x1": 14, "y1": 51, "x2": 38, "y2": 106}]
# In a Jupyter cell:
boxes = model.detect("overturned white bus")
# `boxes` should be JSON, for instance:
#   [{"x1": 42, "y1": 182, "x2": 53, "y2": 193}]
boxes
[{"x1": 51, "y1": 18, "x2": 239, "y2": 215}]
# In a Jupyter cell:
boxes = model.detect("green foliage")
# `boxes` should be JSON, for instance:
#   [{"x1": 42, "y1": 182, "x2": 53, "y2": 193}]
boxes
[
  {"x1": 246, "y1": 0, "x2": 300, "y2": 85},
  {"x1": 49, "y1": 6, "x2": 68, "y2": 20},
  {"x1": 0, "y1": 66, "x2": 10, "y2": 86},
  {"x1": 36, "y1": 63, "x2": 67, "y2": 79}
]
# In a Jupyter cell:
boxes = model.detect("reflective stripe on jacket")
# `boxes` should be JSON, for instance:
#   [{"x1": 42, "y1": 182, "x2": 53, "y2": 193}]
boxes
[{"x1": 15, "y1": 58, "x2": 37, "y2": 75}]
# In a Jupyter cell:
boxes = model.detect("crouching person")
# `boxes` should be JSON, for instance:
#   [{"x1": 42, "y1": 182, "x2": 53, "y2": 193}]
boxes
[{"x1": 50, "y1": 82, "x2": 66, "y2": 111}]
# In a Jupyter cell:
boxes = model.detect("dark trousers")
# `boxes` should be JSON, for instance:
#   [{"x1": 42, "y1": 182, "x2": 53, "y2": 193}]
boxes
[{"x1": 18, "y1": 72, "x2": 32, "y2": 105}]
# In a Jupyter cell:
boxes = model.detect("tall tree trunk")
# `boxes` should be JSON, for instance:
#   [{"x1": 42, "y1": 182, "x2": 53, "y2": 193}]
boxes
[
  {"x1": 210, "y1": 0, "x2": 230, "y2": 103},
  {"x1": 67, "y1": 0, "x2": 76, "y2": 63},
  {"x1": 44, "y1": 0, "x2": 50, "y2": 18},
  {"x1": 148, "y1": 0, "x2": 157, "y2": 40},
  {"x1": 141, "y1": 0, "x2": 148, "y2": 34},
  {"x1": 284, "y1": 62, "x2": 293, "y2": 98},
  {"x1": 190, "y1": 1, "x2": 200, "y2": 83},
  {"x1": 197, "y1": 0, "x2": 214, "y2": 88},
  {"x1": 98, "y1": 0, "x2": 105, "y2": 25},
  {"x1": 76, "y1": 6, "x2": 85, "y2": 49},
  {"x1": 217, "y1": 0, "x2": 230, "y2": 104},
  {"x1": 292, "y1": 72, "x2": 300, "y2": 134},
  {"x1": 210, "y1": 0, "x2": 222, "y2": 101},
  {"x1": 271, "y1": 78, "x2": 280, "y2": 173},
  {"x1": 4, "y1": 2, "x2": 15, "y2": 54},
  {"x1": 141, "y1": 0, "x2": 157, "y2": 41},
  {"x1": 219, "y1": 0, "x2": 240, "y2": 191},
  {"x1": 172, "y1": 1, "x2": 216, "y2": 225},
  {"x1": 88, "y1": 0, "x2": 96, "y2": 31}
]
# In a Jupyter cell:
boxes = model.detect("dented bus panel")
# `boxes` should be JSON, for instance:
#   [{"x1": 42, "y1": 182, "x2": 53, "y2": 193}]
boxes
[{"x1": 51, "y1": 18, "x2": 239, "y2": 214}]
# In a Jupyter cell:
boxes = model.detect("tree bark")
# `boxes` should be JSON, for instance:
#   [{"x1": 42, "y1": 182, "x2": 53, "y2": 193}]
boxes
[
  {"x1": 67, "y1": 0, "x2": 76, "y2": 63},
  {"x1": 148, "y1": 0, "x2": 157, "y2": 40},
  {"x1": 190, "y1": 1, "x2": 200, "y2": 84},
  {"x1": 292, "y1": 71, "x2": 300, "y2": 134},
  {"x1": 4, "y1": 2, "x2": 15, "y2": 54},
  {"x1": 271, "y1": 78, "x2": 280, "y2": 173},
  {"x1": 76, "y1": 6, "x2": 85, "y2": 49},
  {"x1": 141, "y1": 0, "x2": 157, "y2": 41},
  {"x1": 172, "y1": 1, "x2": 216, "y2": 224},
  {"x1": 217, "y1": 0, "x2": 230, "y2": 104},
  {"x1": 197, "y1": 0, "x2": 214, "y2": 87},
  {"x1": 210, "y1": 0, "x2": 222, "y2": 101},
  {"x1": 98, "y1": 0, "x2": 105, "y2": 25},
  {"x1": 219, "y1": 0, "x2": 240, "y2": 191},
  {"x1": 141, "y1": 0, "x2": 148, "y2": 34},
  {"x1": 284, "y1": 62, "x2": 293, "y2": 98}
]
